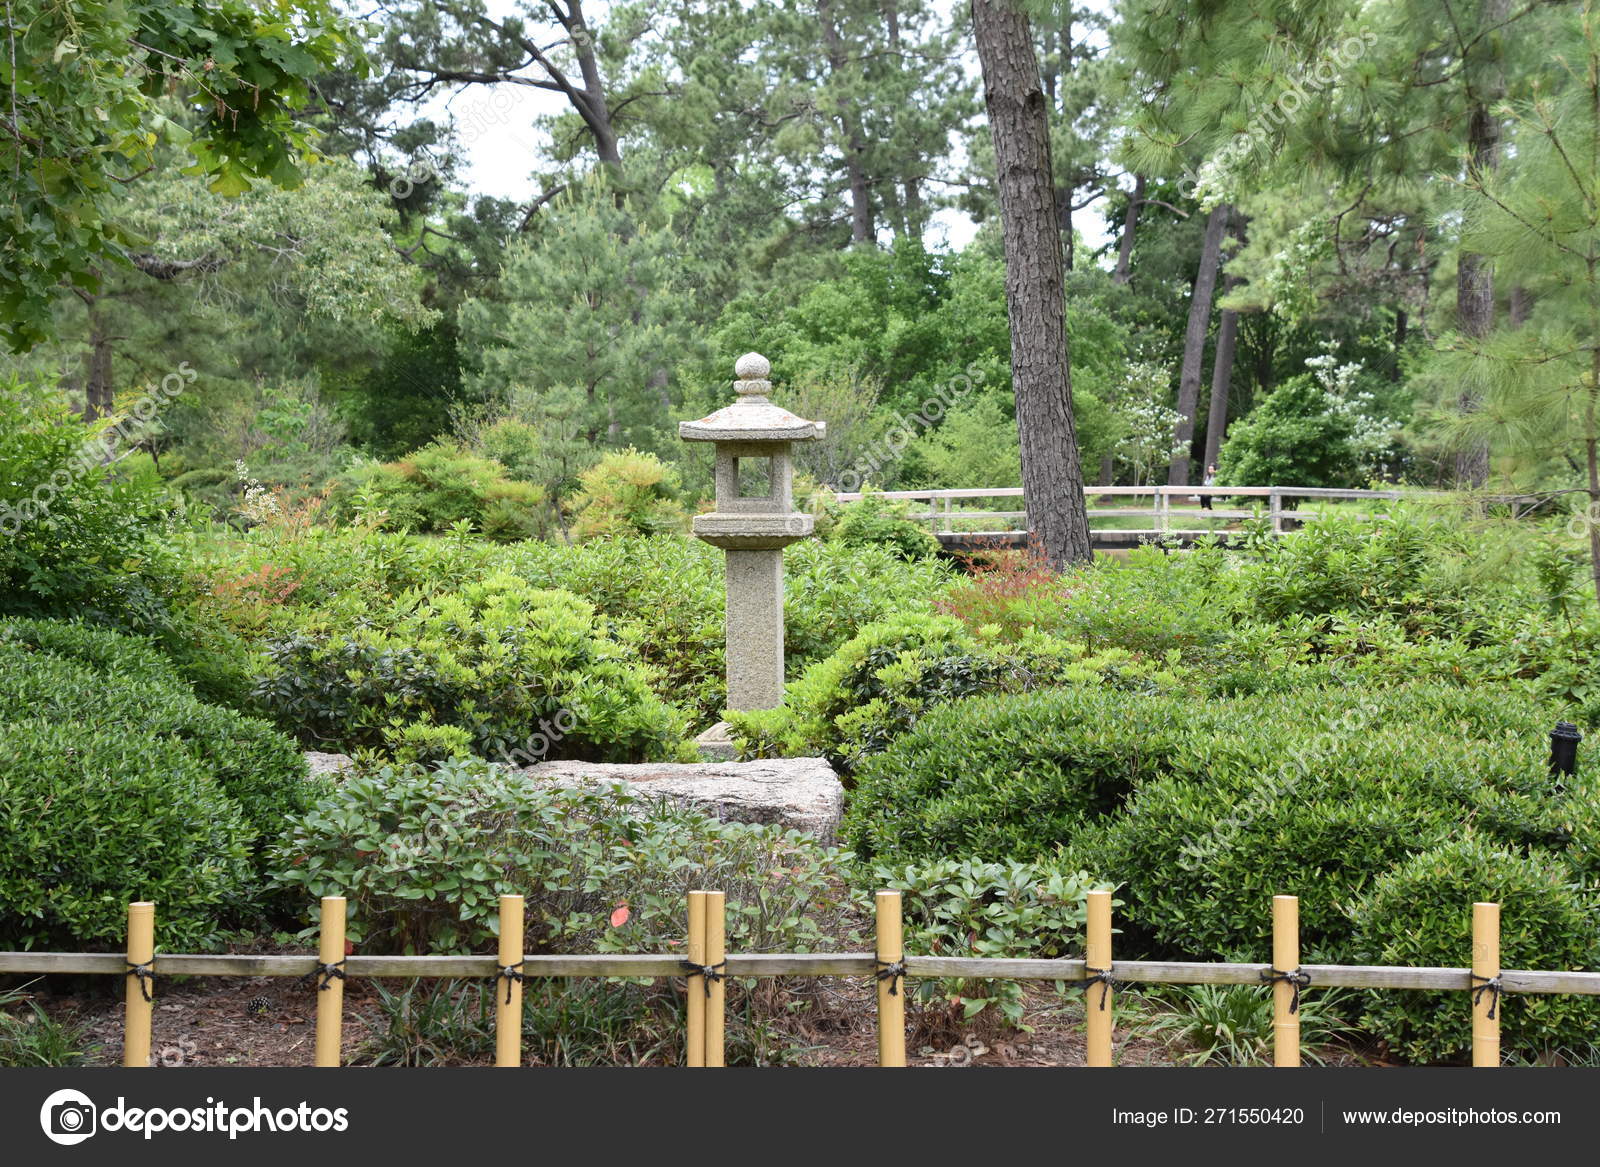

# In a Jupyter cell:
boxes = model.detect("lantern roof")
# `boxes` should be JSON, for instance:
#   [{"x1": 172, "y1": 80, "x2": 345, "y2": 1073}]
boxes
[{"x1": 679, "y1": 353, "x2": 825, "y2": 443}]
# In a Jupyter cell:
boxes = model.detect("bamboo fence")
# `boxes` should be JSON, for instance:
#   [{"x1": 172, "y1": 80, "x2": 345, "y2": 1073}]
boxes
[{"x1": 3, "y1": 891, "x2": 1596, "y2": 1068}]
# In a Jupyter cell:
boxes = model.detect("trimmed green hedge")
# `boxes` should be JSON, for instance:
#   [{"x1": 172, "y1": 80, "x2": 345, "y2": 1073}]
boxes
[
  {"x1": 0, "y1": 627, "x2": 309, "y2": 849},
  {"x1": 845, "y1": 681, "x2": 1577, "y2": 961},
  {"x1": 0, "y1": 718, "x2": 255, "y2": 950},
  {"x1": 1349, "y1": 837, "x2": 1600, "y2": 1063}
]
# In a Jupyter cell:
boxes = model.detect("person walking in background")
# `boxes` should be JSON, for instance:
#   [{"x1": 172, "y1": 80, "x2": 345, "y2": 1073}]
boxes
[{"x1": 1199, "y1": 463, "x2": 1217, "y2": 511}]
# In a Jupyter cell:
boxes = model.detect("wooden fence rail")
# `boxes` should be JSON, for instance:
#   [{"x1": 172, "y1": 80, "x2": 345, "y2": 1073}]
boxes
[
  {"x1": 828, "y1": 484, "x2": 1545, "y2": 543},
  {"x1": 4, "y1": 891, "x2": 1596, "y2": 1068}
]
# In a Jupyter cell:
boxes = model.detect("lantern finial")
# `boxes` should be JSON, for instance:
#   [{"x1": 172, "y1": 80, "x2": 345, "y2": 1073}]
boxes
[{"x1": 734, "y1": 352, "x2": 771, "y2": 398}]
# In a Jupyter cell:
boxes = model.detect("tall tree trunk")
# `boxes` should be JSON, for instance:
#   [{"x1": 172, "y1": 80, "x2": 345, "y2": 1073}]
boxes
[
  {"x1": 1059, "y1": 189, "x2": 1074, "y2": 271},
  {"x1": 1113, "y1": 174, "x2": 1144, "y2": 285},
  {"x1": 83, "y1": 301, "x2": 114, "y2": 422},
  {"x1": 1202, "y1": 301, "x2": 1239, "y2": 473},
  {"x1": 1453, "y1": 0, "x2": 1510, "y2": 486},
  {"x1": 972, "y1": 0, "x2": 1092, "y2": 568},
  {"x1": 881, "y1": 0, "x2": 925, "y2": 238},
  {"x1": 819, "y1": 0, "x2": 875, "y2": 245},
  {"x1": 1509, "y1": 285, "x2": 1531, "y2": 326},
  {"x1": 1392, "y1": 306, "x2": 1407, "y2": 382},
  {"x1": 1169, "y1": 203, "x2": 1230, "y2": 486}
]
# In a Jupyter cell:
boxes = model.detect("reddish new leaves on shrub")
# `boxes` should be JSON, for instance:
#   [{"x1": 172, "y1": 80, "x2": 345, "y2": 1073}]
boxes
[{"x1": 935, "y1": 536, "x2": 1065, "y2": 637}]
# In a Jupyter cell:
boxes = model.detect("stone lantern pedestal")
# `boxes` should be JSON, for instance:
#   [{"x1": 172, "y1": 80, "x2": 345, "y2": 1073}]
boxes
[{"x1": 681, "y1": 353, "x2": 823, "y2": 756}]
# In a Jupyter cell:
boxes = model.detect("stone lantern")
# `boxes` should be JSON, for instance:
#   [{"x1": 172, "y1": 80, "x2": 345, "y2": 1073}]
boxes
[{"x1": 681, "y1": 353, "x2": 823, "y2": 742}]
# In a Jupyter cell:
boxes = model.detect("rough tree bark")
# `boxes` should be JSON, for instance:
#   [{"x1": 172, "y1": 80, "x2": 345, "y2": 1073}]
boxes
[
  {"x1": 82, "y1": 300, "x2": 114, "y2": 422},
  {"x1": 1202, "y1": 299, "x2": 1240, "y2": 474},
  {"x1": 1202, "y1": 214, "x2": 1245, "y2": 471},
  {"x1": 1112, "y1": 174, "x2": 1144, "y2": 285},
  {"x1": 819, "y1": 0, "x2": 876, "y2": 245},
  {"x1": 972, "y1": 0, "x2": 1092, "y2": 567},
  {"x1": 1168, "y1": 202, "x2": 1229, "y2": 486}
]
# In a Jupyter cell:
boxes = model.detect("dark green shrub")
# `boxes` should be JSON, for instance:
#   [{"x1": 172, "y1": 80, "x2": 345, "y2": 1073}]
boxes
[
  {"x1": 844, "y1": 687, "x2": 1202, "y2": 864},
  {"x1": 731, "y1": 612, "x2": 993, "y2": 766},
  {"x1": 0, "y1": 630, "x2": 309, "y2": 851},
  {"x1": 167, "y1": 467, "x2": 237, "y2": 515},
  {"x1": 1349, "y1": 837, "x2": 1600, "y2": 1063},
  {"x1": 270, "y1": 757, "x2": 849, "y2": 953},
  {"x1": 1241, "y1": 512, "x2": 1475, "y2": 627},
  {"x1": 1214, "y1": 373, "x2": 1359, "y2": 488},
  {"x1": 0, "y1": 617, "x2": 185, "y2": 687},
  {"x1": 500, "y1": 537, "x2": 726, "y2": 721},
  {"x1": 1073, "y1": 727, "x2": 1565, "y2": 961},
  {"x1": 732, "y1": 612, "x2": 1183, "y2": 771},
  {"x1": 1044, "y1": 542, "x2": 1242, "y2": 662},
  {"x1": 0, "y1": 719, "x2": 254, "y2": 950},
  {"x1": 0, "y1": 386, "x2": 190, "y2": 645},
  {"x1": 495, "y1": 537, "x2": 952, "y2": 725},
  {"x1": 782, "y1": 539, "x2": 953, "y2": 669}
]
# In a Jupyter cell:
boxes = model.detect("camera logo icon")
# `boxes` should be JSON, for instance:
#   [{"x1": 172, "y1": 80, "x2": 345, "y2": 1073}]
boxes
[{"x1": 40, "y1": 1088, "x2": 97, "y2": 1146}]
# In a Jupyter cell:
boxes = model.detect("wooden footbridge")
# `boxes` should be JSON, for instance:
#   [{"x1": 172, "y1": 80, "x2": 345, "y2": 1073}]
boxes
[{"x1": 829, "y1": 484, "x2": 1508, "y2": 553}]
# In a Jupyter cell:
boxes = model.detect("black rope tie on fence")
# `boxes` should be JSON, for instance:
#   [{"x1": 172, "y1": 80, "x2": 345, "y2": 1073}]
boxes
[
  {"x1": 300, "y1": 959, "x2": 346, "y2": 992},
  {"x1": 1472, "y1": 973, "x2": 1503, "y2": 1020},
  {"x1": 496, "y1": 961, "x2": 526, "y2": 1005},
  {"x1": 1084, "y1": 965, "x2": 1117, "y2": 1010},
  {"x1": 874, "y1": 959, "x2": 907, "y2": 996},
  {"x1": 680, "y1": 960, "x2": 726, "y2": 998},
  {"x1": 1260, "y1": 967, "x2": 1312, "y2": 1014},
  {"x1": 125, "y1": 961, "x2": 154, "y2": 1003}
]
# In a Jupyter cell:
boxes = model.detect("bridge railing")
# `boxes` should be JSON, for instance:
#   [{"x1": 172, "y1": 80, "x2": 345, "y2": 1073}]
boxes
[{"x1": 828, "y1": 484, "x2": 1424, "y2": 537}]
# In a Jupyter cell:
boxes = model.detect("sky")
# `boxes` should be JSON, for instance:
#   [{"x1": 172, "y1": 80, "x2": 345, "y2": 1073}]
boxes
[{"x1": 422, "y1": 0, "x2": 1114, "y2": 257}]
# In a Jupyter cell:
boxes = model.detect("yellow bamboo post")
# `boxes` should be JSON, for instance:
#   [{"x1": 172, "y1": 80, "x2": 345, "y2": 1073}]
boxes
[
  {"x1": 123, "y1": 902, "x2": 155, "y2": 1068},
  {"x1": 875, "y1": 890, "x2": 907, "y2": 1067},
  {"x1": 704, "y1": 890, "x2": 726, "y2": 1068},
  {"x1": 1271, "y1": 895, "x2": 1301, "y2": 1067},
  {"x1": 1472, "y1": 901, "x2": 1501, "y2": 1068},
  {"x1": 314, "y1": 896, "x2": 347, "y2": 1068},
  {"x1": 686, "y1": 891, "x2": 707, "y2": 1067},
  {"x1": 1085, "y1": 889, "x2": 1113, "y2": 1067},
  {"x1": 495, "y1": 894, "x2": 525, "y2": 1067}
]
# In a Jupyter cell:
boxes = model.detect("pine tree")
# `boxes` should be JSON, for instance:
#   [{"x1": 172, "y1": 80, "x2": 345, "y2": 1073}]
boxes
[
  {"x1": 459, "y1": 181, "x2": 688, "y2": 451},
  {"x1": 1438, "y1": 0, "x2": 1600, "y2": 604},
  {"x1": 972, "y1": 0, "x2": 1092, "y2": 567}
]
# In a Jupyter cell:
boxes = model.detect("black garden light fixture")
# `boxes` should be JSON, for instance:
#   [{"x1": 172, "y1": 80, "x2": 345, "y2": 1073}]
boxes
[{"x1": 1550, "y1": 720, "x2": 1582, "y2": 781}]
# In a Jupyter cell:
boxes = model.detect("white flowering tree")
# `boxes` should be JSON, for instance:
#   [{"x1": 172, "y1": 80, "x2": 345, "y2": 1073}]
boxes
[{"x1": 1111, "y1": 361, "x2": 1184, "y2": 485}]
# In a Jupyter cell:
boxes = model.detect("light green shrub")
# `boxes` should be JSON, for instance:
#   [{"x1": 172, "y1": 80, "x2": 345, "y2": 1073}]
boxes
[
  {"x1": 273, "y1": 758, "x2": 853, "y2": 1064},
  {"x1": 870, "y1": 857, "x2": 1106, "y2": 1027},
  {"x1": 254, "y1": 572, "x2": 690, "y2": 762}
]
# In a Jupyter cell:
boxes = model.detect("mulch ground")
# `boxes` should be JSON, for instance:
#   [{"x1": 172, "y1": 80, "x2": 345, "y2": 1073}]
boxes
[{"x1": 19, "y1": 969, "x2": 1180, "y2": 1068}]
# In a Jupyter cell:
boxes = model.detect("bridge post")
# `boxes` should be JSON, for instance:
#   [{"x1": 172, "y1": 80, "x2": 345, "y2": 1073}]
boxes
[{"x1": 1269, "y1": 487, "x2": 1283, "y2": 534}]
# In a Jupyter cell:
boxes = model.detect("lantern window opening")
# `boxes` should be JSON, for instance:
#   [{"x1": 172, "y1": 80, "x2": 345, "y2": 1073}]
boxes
[{"x1": 734, "y1": 456, "x2": 776, "y2": 500}]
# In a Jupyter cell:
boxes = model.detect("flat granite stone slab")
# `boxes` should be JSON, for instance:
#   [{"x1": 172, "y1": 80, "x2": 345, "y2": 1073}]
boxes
[{"x1": 521, "y1": 757, "x2": 844, "y2": 842}]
